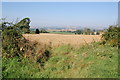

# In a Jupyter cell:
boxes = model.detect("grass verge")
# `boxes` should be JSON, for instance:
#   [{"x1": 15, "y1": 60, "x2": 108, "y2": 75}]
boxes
[{"x1": 2, "y1": 42, "x2": 118, "y2": 78}]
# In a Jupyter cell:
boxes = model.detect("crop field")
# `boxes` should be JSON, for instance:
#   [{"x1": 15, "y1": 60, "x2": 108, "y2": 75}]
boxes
[
  {"x1": 3, "y1": 32, "x2": 118, "y2": 78},
  {"x1": 23, "y1": 33, "x2": 101, "y2": 47}
]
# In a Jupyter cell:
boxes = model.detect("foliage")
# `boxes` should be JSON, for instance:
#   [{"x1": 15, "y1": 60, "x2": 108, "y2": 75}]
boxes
[
  {"x1": 2, "y1": 26, "x2": 22, "y2": 57},
  {"x1": 49, "y1": 31, "x2": 74, "y2": 34},
  {"x1": 2, "y1": 18, "x2": 118, "y2": 78},
  {"x1": 40, "y1": 29, "x2": 49, "y2": 33},
  {"x1": 2, "y1": 18, "x2": 51, "y2": 63},
  {"x1": 2, "y1": 18, "x2": 31, "y2": 58},
  {"x1": 2, "y1": 57, "x2": 40, "y2": 78},
  {"x1": 15, "y1": 18, "x2": 31, "y2": 33},
  {"x1": 91, "y1": 32, "x2": 95, "y2": 35},
  {"x1": 35, "y1": 29, "x2": 40, "y2": 34},
  {"x1": 96, "y1": 32, "x2": 100, "y2": 35},
  {"x1": 84, "y1": 28, "x2": 91, "y2": 35},
  {"x1": 102, "y1": 26, "x2": 120, "y2": 47},
  {"x1": 2, "y1": 43, "x2": 118, "y2": 78},
  {"x1": 75, "y1": 30, "x2": 82, "y2": 34}
]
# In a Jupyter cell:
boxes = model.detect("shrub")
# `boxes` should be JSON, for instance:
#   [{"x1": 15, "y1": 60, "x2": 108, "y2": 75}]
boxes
[
  {"x1": 91, "y1": 32, "x2": 95, "y2": 35},
  {"x1": 96, "y1": 32, "x2": 100, "y2": 35},
  {"x1": 15, "y1": 18, "x2": 31, "y2": 34},
  {"x1": 84, "y1": 28, "x2": 91, "y2": 35},
  {"x1": 40, "y1": 29, "x2": 49, "y2": 33},
  {"x1": 2, "y1": 18, "x2": 51, "y2": 64},
  {"x1": 35, "y1": 29, "x2": 40, "y2": 34},
  {"x1": 102, "y1": 26, "x2": 120, "y2": 47},
  {"x1": 2, "y1": 26, "x2": 23, "y2": 58},
  {"x1": 2, "y1": 18, "x2": 31, "y2": 57},
  {"x1": 75, "y1": 30, "x2": 82, "y2": 34}
]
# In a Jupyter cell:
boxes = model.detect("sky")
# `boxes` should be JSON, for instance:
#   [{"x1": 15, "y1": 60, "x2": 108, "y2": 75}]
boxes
[
  {"x1": 2, "y1": 0, "x2": 120, "y2": 2},
  {"x1": 2, "y1": 2, "x2": 118, "y2": 29}
]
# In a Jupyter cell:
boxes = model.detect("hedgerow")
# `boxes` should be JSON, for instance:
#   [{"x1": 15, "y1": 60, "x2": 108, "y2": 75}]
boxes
[
  {"x1": 102, "y1": 25, "x2": 120, "y2": 47},
  {"x1": 2, "y1": 18, "x2": 51, "y2": 64}
]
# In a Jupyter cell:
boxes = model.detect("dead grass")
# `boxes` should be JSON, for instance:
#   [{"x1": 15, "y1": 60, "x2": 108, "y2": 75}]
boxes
[{"x1": 23, "y1": 33, "x2": 101, "y2": 47}]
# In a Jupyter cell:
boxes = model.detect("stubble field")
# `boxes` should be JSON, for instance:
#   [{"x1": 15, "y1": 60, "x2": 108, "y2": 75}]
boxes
[{"x1": 23, "y1": 33, "x2": 101, "y2": 47}]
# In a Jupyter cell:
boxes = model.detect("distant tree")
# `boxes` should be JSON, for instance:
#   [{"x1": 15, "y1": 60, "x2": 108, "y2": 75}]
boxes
[
  {"x1": 40, "y1": 29, "x2": 49, "y2": 33},
  {"x1": 96, "y1": 32, "x2": 100, "y2": 35},
  {"x1": 35, "y1": 29, "x2": 40, "y2": 34},
  {"x1": 75, "y1": 30, "x2": 82, "y2": 34},
  {"x1": 84, "y1": 28, "x2": 91, "y2": 35},
  {"x1": 91, "y1": 32, "x2": 95, "y2": 35}
]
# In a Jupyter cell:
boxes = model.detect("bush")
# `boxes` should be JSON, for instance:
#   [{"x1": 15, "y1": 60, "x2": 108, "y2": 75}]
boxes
[
  {"x1": 15, "y1": 18, "x2": 31, "y2": 34},
  {"x1": 102, "y1": 26, "x2": 120, "y2": 47},
  {"x1": 2, "y1": 18, "x2": 31, "y2": 57},
  {"x1": 96, "y1": 32, "x2": 100, "y2": 35},
  {"x1": 75, "y1": 30, "x2": 82, "y2": 34},
  {"x1": 2, "y1": 18, "x2": 51, "y2": 63},
  {"x1": 2, "y1": 26, "x2": 22, "y2": 58},
  {"x1": 91, "y1": 32, "x2": 95, "y2": 35},
  {"x1": 35, "y1": 29, "x2": 40, "y2": 34},
  {"x1": 40, "y1": 29, "x2": 49, "y2": 33}
]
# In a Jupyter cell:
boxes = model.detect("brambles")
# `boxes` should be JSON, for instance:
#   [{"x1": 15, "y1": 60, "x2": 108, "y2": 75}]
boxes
[
  {"x1": 15, "y1": 18, "x2": 31, "y2": 34},
  {"x1": 2, "y1": 18, "x2": 51, "y2": 63},
  {"x1": 2, "y1": 18, "x2": 31, "y2": 57},
  {"x1": 2, "y1": 42, "x2": 118, "y2": 78},
  {"x1": 2, "y1": 26, "x2": 22, "y2": 57},
  {"x1": 102, "y1": 26, "x2": 120, "y2": 47},
  {"x1": 2, "y1": 18, "x2": 118, "y2": 78}
]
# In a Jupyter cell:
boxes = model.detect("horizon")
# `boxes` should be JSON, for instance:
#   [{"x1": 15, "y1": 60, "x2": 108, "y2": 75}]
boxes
[{"x1": 2, "y1": 2, "x2": 118, "y2": 30}]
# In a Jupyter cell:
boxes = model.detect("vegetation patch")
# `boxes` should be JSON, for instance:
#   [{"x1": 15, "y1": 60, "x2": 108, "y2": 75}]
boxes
[
  {"x1": 1, "y1": 18, "x2": 118, "y2": 78},
  {"x1": 2, "y1": 42, "x2": 118, "y2": 78}
]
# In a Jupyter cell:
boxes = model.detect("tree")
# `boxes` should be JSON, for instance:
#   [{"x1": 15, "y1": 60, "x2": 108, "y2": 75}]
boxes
[
  {"x1": 91, "y1": 32, "x2": 95, "y2": 35},
  {"x1": 35, "y1": 29, "x2": 40, "y2": 34},
  {"x1": 40, "y1": 29, "x2": 48, "y2": 33},
  {"x1": 96, "y1": 32, "x2": 100, "y2": 35},
  {"x1": 84, "y1": 28, "x2": 91, "y2": 35},
  {"x1": 75, "y1": 30, "x2": 82, "y2": 34}
]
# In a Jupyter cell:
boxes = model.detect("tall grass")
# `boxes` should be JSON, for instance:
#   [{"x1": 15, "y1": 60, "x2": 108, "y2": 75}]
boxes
[{"x1": 2, "y1": 42, "x2": 118, "y2": 78}]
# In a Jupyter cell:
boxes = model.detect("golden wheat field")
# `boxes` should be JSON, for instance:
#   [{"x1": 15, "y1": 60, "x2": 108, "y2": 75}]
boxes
[{"x1": 23, "y1": 33, "x2": 101, "y2": 47}]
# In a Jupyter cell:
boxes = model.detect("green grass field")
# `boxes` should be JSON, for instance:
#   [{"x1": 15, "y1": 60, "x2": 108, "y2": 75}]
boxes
[
  {"x1": 30, "y1": 30, "x2": 75, "y2": 35},
  {"x1": 48, "y1": 31, "x2": 75, "y2": 35},
  {"x1": 2, "y1": 42, "x2": 118, "y2": 78}
]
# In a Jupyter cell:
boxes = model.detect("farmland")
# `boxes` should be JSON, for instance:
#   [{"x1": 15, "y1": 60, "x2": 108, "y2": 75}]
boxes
[
  {"x1": 23, "y1": 33, "x2": 101, "y2": 47},
  {"x1": 2, "y1": 18, "x2": 119, "y2": 78},
  {"x1": 3, "y1": 32, "x2": 118, "y2": 78}
]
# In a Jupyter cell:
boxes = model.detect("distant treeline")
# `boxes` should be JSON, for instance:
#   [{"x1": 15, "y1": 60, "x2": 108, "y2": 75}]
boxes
[
  {"x1": 30, "y1": 28, "x2": 49, "y2": 34},
  {"x1": 73, "y1": 29, "x2": 101, "y2": 35},
  {"x1": 31, "y1": 28, "x2": 101, "y2": 35}
]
